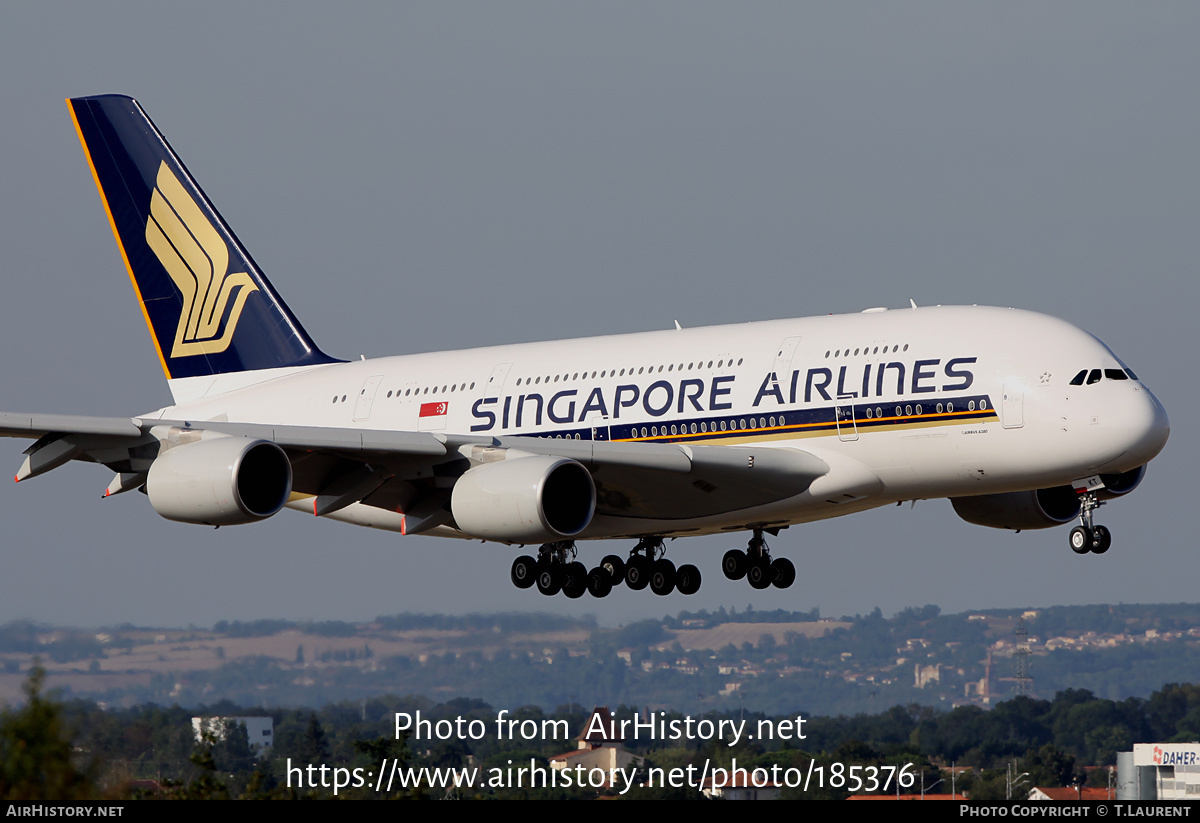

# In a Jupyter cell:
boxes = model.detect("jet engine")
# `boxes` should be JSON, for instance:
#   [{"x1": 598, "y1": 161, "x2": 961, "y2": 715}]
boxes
[
  {"x1": 1097, "y1": 465, "x2": 1146, "y2": 500},
  {"x1": 146, "y1": 436, "x2": 293, "y2": 525},
  {"x1": 951, "y1": 485, "x2": 1080, "y2": 531},
  {"x1": 451, "y1": 455, "x2": 596, "y2": 543}
]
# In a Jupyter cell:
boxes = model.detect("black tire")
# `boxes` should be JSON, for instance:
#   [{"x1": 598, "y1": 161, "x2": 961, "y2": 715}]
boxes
[
  {"x1": 562, "y1": 562, "x2": 588, "y2": 598},
  {"x1": 722, "y1": 549, "x2": 747, "y2": 580},
  {"x1": 650, "y1": 559, "x2": 677, "y2": 596},
  {"x1": 771, "y1": 557, "x2": 796, "y2": 589},
  {"x1": 1069, "y1": 526, "x2": 1092, "y2": 555},
  {"x1": 587, "y1": 568, "x2": 613, "y2": 598},
  {"x1": 536, "y1": 564, "x2": 562, "y2": 596},
  {"x1": 676, "y1": 564, "x2": 702, "y2": 595},
  {"x1": 601, "y1": 554, "x2": 626, "y2": 586},
  {"x1": 626, "y1": 556, "x2": 650, "y2": 590},
  {"x1": 1092, "y1": 525, "x2": 1112, "y2": 554},
  {"x1": 511, "y1": 555, "x2": 537, "y2": 589},
  {"x1": 747, "y1": 557, "x2": 772, "y2": 589}
]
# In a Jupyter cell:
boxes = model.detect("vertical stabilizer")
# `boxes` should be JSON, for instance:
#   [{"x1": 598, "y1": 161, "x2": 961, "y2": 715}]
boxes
[{"x1": 67, "y1": 95, "x2": 341, "y2": 387}]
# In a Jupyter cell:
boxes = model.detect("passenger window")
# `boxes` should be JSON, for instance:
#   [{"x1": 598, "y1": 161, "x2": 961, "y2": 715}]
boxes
[
  {"x1": 1069, "y1": 370, "x2": 1087, "y2": 386},
  {"x1": 1087, "y1": 369, "x2": 1101, "y2": 385}
]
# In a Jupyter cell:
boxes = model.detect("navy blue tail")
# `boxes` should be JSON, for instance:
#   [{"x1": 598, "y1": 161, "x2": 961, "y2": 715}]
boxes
[{"x1": 68, "y1": 95, "x2": 341, "y2": 380}]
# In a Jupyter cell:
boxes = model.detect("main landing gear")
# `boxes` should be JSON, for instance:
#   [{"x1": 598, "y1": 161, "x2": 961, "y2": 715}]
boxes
[
  {"x1": 510, "y1": 541, "x2": 590, "y2": 598},
  {"x1": 619, "y1": 537, "x2": 703, "y2": 597},
  {"x1": 1068, "y1": 491, "x2": 1111, "y2": 555},
  {"x1": 509, "y1": 537, "x2": 702, "y2": 598},
  {"x1": 722, "y1": 528, "x2": 796, "y2": 590}
]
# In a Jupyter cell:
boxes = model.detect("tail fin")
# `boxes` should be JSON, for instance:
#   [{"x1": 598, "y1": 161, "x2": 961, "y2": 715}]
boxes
[{"x1": 66, "y1": 95, "x2": 341, "y2": 389}]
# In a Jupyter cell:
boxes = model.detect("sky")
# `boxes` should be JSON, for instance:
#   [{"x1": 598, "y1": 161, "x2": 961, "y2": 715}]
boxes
[{"x1": 0, "y1": 3, "x2": 1197, "y2": 629}]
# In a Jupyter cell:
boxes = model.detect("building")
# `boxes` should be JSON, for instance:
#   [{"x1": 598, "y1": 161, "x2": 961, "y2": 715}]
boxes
[
  {"x1": 1028, "y1": 786, "x2": 1113, "y2": 801},
  {"x1": 1117, "y1": 743, "x2": 1200, "y2": 800},
  {"x1": 701, "y1": 772, "x2": 781, "y2": 800},
  {"x1": 192, "y1": 716, "x2": 274, "y2": 754},
  {"x1": 550, "y1": 707, "x2": 642, "y2": 788}
]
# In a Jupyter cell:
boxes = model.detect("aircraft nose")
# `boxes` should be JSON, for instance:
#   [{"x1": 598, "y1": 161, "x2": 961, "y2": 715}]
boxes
[{"x1": 1125, "y1": 385, "x2": 1170, "y2": 465}]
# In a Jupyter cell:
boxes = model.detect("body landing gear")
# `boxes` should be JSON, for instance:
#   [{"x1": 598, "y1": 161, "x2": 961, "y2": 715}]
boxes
[
  {"x1": 622, "y1": 537, "x2": 701, "y2": 597},
  {"x1": 1069, "y1": 492, "x2": 1112, "y2": 555},
  {"x1": 723, "y1": 529, "x2": 795, "y2": 589},
  {"x1": 510, "y1": 538, "x2": 701, "y2": 599}
]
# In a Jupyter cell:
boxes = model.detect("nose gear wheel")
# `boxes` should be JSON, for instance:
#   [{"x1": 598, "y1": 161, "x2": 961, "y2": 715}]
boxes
[{"x1": 1069, "y1": 491, "x2": 1112, "y2": 555}]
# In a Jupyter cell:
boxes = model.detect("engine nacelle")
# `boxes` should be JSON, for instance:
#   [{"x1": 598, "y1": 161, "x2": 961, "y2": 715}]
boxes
[
  {"x1": 1098, "y1": 465, "x2": 1146, "y2": 500},
  {"x1": 146, "y1": 436, "x2": 292, "y2": 525},
  {"x1": 951, "y1": 485, "x2": 1080, "y2": 531},
  {"x1": 451, "y1": 455, "x2": 596, "y2": 543}
]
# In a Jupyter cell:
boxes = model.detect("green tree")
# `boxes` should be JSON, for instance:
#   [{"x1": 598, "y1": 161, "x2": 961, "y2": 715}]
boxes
[{"x1": 0, "y1": 666, "x2": 98, "y2": 800}]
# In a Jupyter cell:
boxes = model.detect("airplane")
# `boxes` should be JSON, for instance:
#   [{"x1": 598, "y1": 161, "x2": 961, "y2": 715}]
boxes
[{"x1": 1, "y1": 95, "x2": 1170, "y2": 601}]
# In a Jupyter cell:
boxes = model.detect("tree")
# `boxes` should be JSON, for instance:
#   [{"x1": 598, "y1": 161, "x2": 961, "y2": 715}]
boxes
[{"x1": 0, "y1": 665, "x2": 98, "y2": 800}]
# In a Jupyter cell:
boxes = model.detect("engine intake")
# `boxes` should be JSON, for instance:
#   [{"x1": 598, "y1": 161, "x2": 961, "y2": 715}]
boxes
[
  {"x1": 1098, "y1": 465, "x2": 1146, "y2": 500},
  {"x1": 146, "y1": 436, "x2": 292, "y2": 525},
  {"x1": 451, "y1": 455, "x2": 596, "y2": 543}
]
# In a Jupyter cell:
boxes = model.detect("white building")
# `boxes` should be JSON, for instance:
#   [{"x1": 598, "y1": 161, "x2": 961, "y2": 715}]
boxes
[
  {"x1": 192, "y1": 716, "x2": 275, "y2": 754},
  {"x1": 1117, "y1": 743, "x2": 1200, "y2": 800}
]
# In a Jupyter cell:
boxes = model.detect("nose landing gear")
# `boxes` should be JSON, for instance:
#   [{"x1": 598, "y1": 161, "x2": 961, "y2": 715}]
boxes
[{"x1": 1069, "y1": 492, "x2": 1111, "y2": 554}]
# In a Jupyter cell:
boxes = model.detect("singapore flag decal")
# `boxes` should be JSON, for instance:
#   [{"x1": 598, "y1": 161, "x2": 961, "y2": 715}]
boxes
[{"x1": 418, "y1": 401, "x2": 448, "y2": 431}]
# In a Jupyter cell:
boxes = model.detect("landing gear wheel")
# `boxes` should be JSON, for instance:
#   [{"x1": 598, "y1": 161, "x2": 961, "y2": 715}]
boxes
[
  {"x1": 536, "y1": 564, "x2": 562, "y2": 596},
  {"x1": 511, "y1": 555, "x2": 537, "y2": 589},
  {"x1": 1091, "y1": 525, "x2": 1111, "y2": 554},
  {"x1": 676, "y1": 564, "x2": 702, "y2": 595},
  {"x1": 562, "y1": 562, "x2": 588, "y2": 599},
  {"x1": 722, "y1": 549, "x2": 748, "y2": 581},
  {"x1": 770, "y1": 557, "x2": 796, "y2": 589},
  {"x1": 626, "y1": 555, "x2": 650, "y2": 590},
  {"x1": 747, "y1": 557, "x2": 772, "y2": 590},
  {"x1": 1070, "y1": 526, "x2": 1092, "y2": 555},
  {"x1": 587, "y1": 568, "x2": 613, "y2": 598},
  {"x1": 601, "y1": 554, "x2": 626, "y2": 586},
  {"x1": 650, "y1": 559, "x2": 677, "y2": 596}
]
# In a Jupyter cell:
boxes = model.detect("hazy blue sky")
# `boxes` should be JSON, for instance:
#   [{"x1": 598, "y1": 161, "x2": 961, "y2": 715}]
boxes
[{"x1": 1, "y1": 3, "x2": 1197, "y2": 628}]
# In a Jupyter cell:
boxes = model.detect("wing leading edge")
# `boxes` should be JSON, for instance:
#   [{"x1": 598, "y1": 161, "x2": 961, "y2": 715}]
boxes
[{"x1": 3, "y1": 412, "x2": 834, "y2": 533}]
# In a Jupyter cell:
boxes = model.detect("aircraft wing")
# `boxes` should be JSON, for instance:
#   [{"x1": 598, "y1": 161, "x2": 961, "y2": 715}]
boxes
[{"x1": 3, "y1": 412, "x2": 830, "y2": 529}]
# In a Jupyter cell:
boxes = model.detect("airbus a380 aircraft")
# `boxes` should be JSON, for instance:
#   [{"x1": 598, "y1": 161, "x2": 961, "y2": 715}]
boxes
[{"x1": 1, "y1": 96, "x2": 1170, "y2": 600}]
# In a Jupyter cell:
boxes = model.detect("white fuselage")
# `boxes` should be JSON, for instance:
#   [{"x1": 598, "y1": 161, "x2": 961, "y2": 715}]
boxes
[{"x1": 149, "y1": 305, "x2": 1169, "y2": 540}]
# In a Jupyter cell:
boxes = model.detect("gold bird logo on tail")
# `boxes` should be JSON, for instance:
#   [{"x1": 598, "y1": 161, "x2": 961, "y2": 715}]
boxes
[{"x1": 144, "y1": 161, "x2": 258, "y2": 358}]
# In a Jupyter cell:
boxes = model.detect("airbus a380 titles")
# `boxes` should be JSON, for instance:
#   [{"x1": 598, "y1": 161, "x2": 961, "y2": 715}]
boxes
[{"x1": 0, "y1": 96, "x2": 1170, "y2": 600}]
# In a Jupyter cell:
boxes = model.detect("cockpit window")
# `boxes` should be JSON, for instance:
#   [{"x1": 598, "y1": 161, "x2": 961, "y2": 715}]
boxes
[
  {"x1": 1125, "y1": 368, "x2": 1138, "y2": 380},
  {"x1": 1105, "y1": 369, "x2": 1128, "y2": 381},
  {"x1": 1086, "y1": 369, "x2": 1102, "y2": 385},
  {"x1": 1069, "y1": 370, "x2": 1087, "y2": 386}
]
